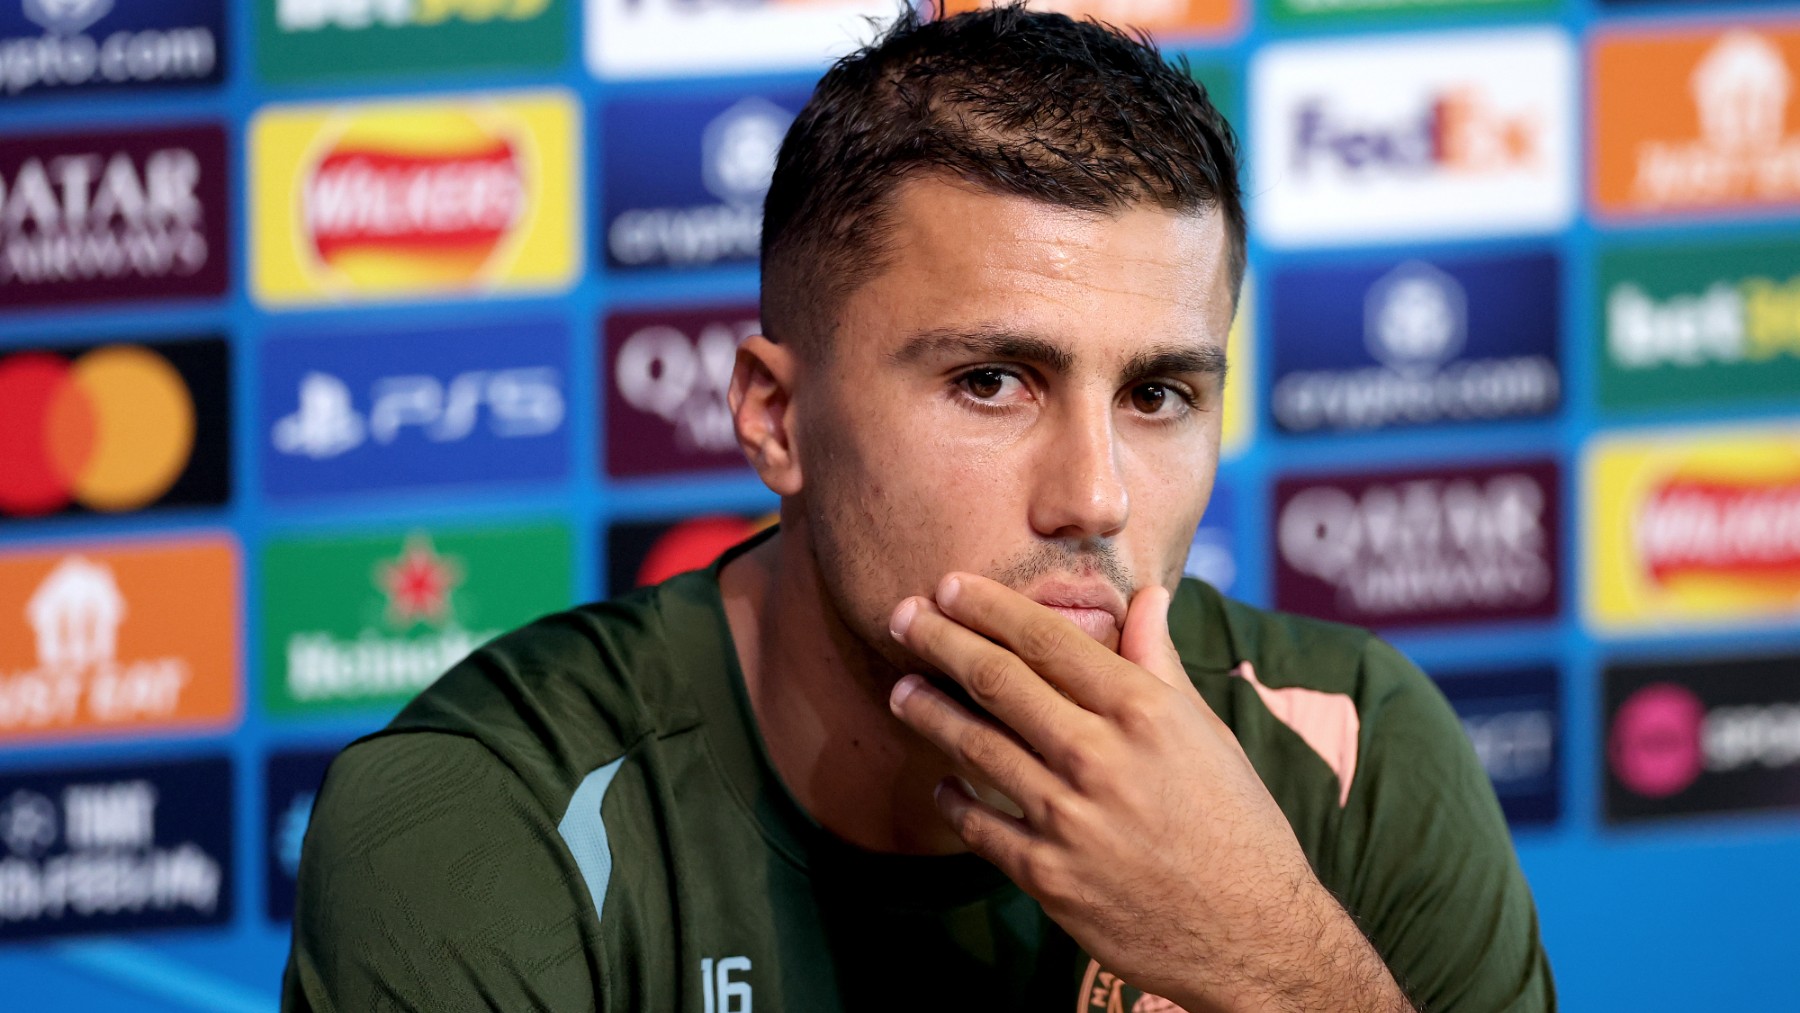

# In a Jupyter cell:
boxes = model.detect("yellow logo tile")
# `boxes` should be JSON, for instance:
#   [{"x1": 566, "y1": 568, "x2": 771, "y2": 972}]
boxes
[
  {"x1": 1222, "y1": 274, "x2": 1253, "y2": 459},
  {"x1": 1585, "y1": 423, "x2": 1800, "y2": 633},
  {"x1": 251, "y1": 90, "x2": 581, "y2": 307}
]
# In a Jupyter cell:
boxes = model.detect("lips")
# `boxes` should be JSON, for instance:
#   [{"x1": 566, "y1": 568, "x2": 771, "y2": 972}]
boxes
[{"x1": 1026, "y1": 579, "x2": 1128, "y2": 644}]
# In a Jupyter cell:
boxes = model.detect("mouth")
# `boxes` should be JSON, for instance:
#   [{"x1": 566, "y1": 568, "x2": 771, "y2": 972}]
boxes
[{"x1": 1026, "y1": 580, "x2": 1129, "y2": 644}]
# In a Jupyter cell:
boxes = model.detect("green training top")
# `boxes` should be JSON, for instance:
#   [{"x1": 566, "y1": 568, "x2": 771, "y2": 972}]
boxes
[{"x1": 282, "y1": 557, "x2": 1555, "y2": 1012}]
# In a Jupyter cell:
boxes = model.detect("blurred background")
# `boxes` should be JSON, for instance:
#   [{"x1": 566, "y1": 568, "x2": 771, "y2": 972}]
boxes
[{"x1": 1, "y1": 0, "x2": 1797, "y2": 1009}]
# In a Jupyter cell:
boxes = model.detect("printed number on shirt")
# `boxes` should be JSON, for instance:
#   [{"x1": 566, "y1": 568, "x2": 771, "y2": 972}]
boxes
[{"x1": 700, "y1": 956, "x2": 751, "y2": 1013}]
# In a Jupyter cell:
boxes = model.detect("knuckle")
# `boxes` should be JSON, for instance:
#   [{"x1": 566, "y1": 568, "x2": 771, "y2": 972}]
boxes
[
  {"x1": 1114, "y1": 692, "x2": 1166, "y2": 737},
  {"x1": 1059, "y1": 743, "x2": 1099, "y2": 790},
  {"x1": 1019, "y1": 617, "x2": 1071, "y2": 664},
  {"x1": 953, "y1": 805, "x2": 990, "y2": 847},
  {"x1": 953, "y1": 728, "x2": 997, "y2": 771},
  {"x1": 966, "y1": 653, "x2": 1014, "y2": 703},
  {"x1": 1035, "y1": 791, "x2": 1080, "y2": 837},
  {"x1": 1014, "y1": 849, "x2": 1068, "y2": 902}
]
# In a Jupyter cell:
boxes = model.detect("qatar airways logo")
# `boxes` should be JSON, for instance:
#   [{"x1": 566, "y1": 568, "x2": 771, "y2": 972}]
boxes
[
  {"x1": 0, "y1": 125, "x2": 228, "y2": 309},
  {"x1": 1252, "y1": 28, "x2": 1575, "y2": 246},
  {"x1": 604, "y1": 304, "x2": 756, "y2": 477},
  {"x1": 1274, "y1": 460, "x2": 1561, "y2": 628}
]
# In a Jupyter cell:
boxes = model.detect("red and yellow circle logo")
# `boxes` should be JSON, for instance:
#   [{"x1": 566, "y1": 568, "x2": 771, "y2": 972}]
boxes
[
  {"x1": 0, "y1": 345, "x2": 196, "y2": 517},
  {"x1": 303, "y1": 108, "x2": 527, "y2": 291}
]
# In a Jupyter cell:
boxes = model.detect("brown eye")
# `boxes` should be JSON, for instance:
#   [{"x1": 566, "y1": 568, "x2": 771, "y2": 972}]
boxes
[
  {"x1": 963, "y1": 369, "x2": 1008, "y2": 400},
  {"x1": 1130, "y1": 383, "x2": 1168, "y2": 414}
]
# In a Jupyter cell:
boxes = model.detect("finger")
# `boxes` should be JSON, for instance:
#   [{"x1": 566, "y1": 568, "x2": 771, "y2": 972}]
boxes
[
  {"x1": 1119, "y1": 584, "x2": 1190, "y2": 693},
  {"x1": 933, "y1": 573, "x2": 1139, "y2": 712},
  {"x1": 890, "y1": 596, "x2": 1091, "y2": 752},
  {"x1": 889, "y1": 673, "x2": 1062, "y2": 820},
  {"x1": 932, "y1": 775, "x2": 1037, "y2": 873}
]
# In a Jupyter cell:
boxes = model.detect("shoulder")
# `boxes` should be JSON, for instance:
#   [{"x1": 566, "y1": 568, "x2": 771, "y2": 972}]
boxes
[
  {"x1": 1169, "y1": 576, "x2": 1418, "y2": 699},
  {"x1": 1167, "y1": 578, "x2": 1470, "y2": 829},
  {"x1": 360, "y1": 573, "x2": 716, "y2": 817},
  {"x1": 288, "y1": 731, "x2": 603, "y2": 1010}
]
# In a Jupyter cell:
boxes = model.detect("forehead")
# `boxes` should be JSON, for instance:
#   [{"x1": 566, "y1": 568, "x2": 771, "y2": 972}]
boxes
[{"x1": 840, "y1": 175, "x2": 1237, "y2": 359}]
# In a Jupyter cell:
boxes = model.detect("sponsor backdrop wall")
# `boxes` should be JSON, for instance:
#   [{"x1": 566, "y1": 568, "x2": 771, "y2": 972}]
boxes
[{"x1": 1, "y1": 0, "x2": 1797, "y2": 1008}]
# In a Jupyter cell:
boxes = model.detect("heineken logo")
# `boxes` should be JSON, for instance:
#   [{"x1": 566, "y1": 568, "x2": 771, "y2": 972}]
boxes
[
  {"x1": 261, "y1": 523, "x2": 571, "y2": 715},
  {"x1": 376, "y1": 534, "x2": 463, "y2": 628}
]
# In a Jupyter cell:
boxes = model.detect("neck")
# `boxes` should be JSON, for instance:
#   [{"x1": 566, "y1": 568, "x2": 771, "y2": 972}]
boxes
[{"x1": 718, "y1": 520, "x2": 968, "y2": 855}]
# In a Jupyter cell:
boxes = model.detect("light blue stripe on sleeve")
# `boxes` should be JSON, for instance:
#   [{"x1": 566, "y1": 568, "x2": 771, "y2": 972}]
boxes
[{"x1": 558, "y1": 756, "x2": 628, "y2": 920}]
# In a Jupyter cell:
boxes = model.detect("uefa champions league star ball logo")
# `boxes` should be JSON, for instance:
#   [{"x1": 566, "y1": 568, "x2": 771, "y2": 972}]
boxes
[
  {"x1": 1363, "y1": 261, "x2": 1467, "y2": 379},
  {"x1": 0, "y1": 791, "x2": 57, "y2": 858},
  {"x1": 702, "y1": 98, "x2": 792, "y2": 207},
  {"x1": 22, "y1": 0, "x2": 112, "y2": 34}
]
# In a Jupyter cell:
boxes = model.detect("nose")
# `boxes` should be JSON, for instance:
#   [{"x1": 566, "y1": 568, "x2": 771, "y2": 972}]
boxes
[{"x1": 1028, "y1": 397, "x2": 1129, "y2": 541}]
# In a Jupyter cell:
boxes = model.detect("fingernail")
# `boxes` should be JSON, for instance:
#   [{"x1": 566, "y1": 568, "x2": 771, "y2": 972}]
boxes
[
  {"x1": 890, "y1": 598, "x2": 919, "y2": 640},
  {"x1": 938, "y1": 574, "x2": 962, "y2": 608},
  {"x1": 934, "y1": 776, "x2": 975, "y2": 803},
  {"x1": 890, "y1": 674, "x2": 919, "y2": 711}
]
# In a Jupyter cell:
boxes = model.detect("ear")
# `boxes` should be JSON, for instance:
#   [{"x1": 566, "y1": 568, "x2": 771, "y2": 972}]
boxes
[{"x1": 728, "y1": 334, "x2": 803, "y2": 497}]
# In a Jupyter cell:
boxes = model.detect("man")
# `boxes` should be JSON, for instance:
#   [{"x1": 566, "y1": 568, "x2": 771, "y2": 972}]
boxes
[{"x1": 284, "y1": 6, "x2": 1554, "y2": 1011}]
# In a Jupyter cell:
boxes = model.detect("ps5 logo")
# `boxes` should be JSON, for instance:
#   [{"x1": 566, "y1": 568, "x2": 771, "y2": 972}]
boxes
[
  {"x1": 1364, "y1": 260, "x2": 1466, "y2": 377},
  {"x1": 273, "y1": 367, "x2": 564, "y2": 460}
]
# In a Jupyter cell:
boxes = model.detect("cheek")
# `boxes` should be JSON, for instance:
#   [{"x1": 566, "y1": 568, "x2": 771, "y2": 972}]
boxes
[{"x1": 1123, "y1": 437, "x2": 1217, "y2": 583}]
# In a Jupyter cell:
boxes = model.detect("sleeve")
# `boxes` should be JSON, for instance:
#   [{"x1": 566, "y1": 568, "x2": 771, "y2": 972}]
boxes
[
  {"x1": 280, "y1": 733, "x2": 601, "y2": 1013},
  {"x1": 1333, "y1": 639, "x2": 1556, "y2": 1013}
]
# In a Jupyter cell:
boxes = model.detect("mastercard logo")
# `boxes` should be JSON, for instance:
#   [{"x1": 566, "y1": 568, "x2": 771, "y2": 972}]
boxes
[
  {"x1": 0, "y1": 346, "x2": 196, "y2": 518},
  {"x1": 303, "y1": 108, "x2": 527, "y2": 290}
]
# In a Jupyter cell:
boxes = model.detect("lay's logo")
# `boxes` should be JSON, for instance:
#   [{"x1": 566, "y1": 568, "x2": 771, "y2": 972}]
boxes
[
  {"x1": 1586, "y1": 425, "x2": 1800, "y2": 633},
  {"x1": 1638, "y1": 476, "x2": 1800, "y2": 589},
  {"x1": 251, "y1": 92, "x2": 579, "y2": 306}
]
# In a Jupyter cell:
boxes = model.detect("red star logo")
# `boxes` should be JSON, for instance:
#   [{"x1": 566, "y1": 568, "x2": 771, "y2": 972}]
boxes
[{"x1": 375, "y1": 533, "x2": 464, "y2": 628}]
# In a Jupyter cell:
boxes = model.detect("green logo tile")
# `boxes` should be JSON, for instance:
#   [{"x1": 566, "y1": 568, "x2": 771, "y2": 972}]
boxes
[
  {"x1": 1265, "y1": 0, "x2": 1556, "y2": 23},
  {"x1": 256, "y1": 0, "x2": 566, "y2": 84},
  {"x1": 260, "y1": 521, "x2": 573, "y2": 715},
  {"x1": 1598, "y1": 239, "x2": 1800, "y2": 412}
]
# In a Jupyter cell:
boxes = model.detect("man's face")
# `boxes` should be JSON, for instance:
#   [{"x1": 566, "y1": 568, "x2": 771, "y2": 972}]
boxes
[{"x1": 792, "y1": 175, "x2": 1237, "y2": 666}]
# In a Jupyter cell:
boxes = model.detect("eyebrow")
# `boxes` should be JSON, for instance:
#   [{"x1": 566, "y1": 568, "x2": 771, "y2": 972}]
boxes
[
  {"x1": 890, "y1": 326, "x2": 1228, "y2": 385},
  {"x1": 889, "y1": 327, "x2": 1074, "y2": 373},
  {"x1": 1122, "y1": 346, "x2": 1229, "y2": 386}
]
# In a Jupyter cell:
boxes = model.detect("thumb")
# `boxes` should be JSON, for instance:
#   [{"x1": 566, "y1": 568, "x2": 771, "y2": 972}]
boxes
[{"x1": 1119, "y1": 584, "x2": 1187, "y2": 692}]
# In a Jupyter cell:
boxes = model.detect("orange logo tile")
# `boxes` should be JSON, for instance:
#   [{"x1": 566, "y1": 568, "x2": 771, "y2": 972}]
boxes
[
  {"x1": 1593, "y1": 24, "x2": 1800, "y2": 217},
  {"x1": 942, "y1": 0, "x2": 1237, "y2": 38},
  {"x1": 0, "y1": 534, "x2": 240, "y2": 742}
]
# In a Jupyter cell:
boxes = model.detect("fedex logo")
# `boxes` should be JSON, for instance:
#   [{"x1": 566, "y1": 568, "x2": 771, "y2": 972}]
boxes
[
  {"x1": 260, "y1": 319, "x2": 570, "y2": 500},
  {"x1": 1292, "y1": 89, "x2": 1539, "y2": 176},
  {"x1": 1253, "y1": 28, "x2": 1574, "y2": 247}
]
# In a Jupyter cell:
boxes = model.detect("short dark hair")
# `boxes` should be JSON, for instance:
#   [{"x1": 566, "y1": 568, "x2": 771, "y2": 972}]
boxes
[{"x1": 760, "y1": 1, "x2": 1245, "y2": 355}]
